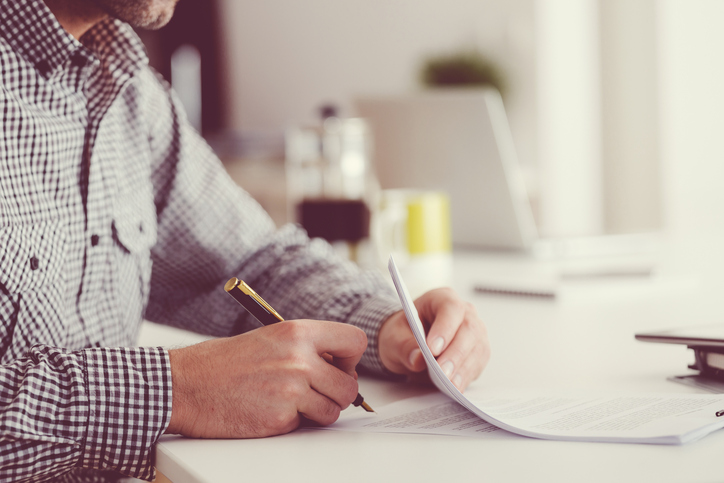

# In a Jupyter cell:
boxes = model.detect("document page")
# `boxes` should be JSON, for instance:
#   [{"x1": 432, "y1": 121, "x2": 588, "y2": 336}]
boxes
[
  {"x1": 383, "y1": 256, "x2": 724, "y2": 445},
  {"x1": 323, "y1": 389, "x2": 724, "y2": 444},
  {"x1": 466, "y1": 387, "x2": 724, "y2": 444},
  {"x1": 324, "y1": 393, "x2": 503, "y2": 438}
]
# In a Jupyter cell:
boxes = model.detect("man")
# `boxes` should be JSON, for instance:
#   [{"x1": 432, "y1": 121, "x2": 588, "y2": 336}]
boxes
[{"x1": 0, "y1": 0, "x2": 490, "y2": 481}]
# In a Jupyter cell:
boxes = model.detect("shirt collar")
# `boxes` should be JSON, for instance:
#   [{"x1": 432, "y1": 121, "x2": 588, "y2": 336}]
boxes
[
  {"x1": 83, "y1": 19, "x2": 149, "y2": 82},
  {"x1": 0, "y1": 0, "x2": 148, "y2": 79}
]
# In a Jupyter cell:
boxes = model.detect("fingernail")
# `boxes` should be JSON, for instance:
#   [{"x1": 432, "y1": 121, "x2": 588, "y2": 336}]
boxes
[
  {"x1": 441, "y1": 360, "x2": 454, "y2": 379},
  {"x1": 430, "y1": 337, "x2": 444, "y2": 355},
  {"x1": 409, "y1": 348, "x2": 421, "y2": 367},
  {"x1": 452, "y1": 374, "x2": 463, "y2": 389}
]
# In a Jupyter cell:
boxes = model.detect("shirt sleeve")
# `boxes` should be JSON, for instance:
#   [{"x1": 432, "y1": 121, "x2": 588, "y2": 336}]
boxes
[
  {"x1": 0, "y1": 344, "x2": 172, "y2": 482},
  {"x1": 140, "y1": 68, "x2": 401, "y2": 374}
]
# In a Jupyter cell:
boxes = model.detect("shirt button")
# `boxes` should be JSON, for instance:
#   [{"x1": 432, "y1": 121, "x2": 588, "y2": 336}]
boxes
[
  {"x1": 30, "y1": 257, "x2": 39, "y2": 271},
  {"x1": 91, "y1": 234, "x2": 100, "y2": 246}
]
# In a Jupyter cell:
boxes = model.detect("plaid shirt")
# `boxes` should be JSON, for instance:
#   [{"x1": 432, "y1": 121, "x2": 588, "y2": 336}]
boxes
[{"x1": 0, "y1": 1, "x2": 400, "y2": 481}]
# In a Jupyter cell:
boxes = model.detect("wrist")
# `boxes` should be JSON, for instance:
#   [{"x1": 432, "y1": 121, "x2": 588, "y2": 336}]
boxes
[
  {"x1": 344, "y1": 296, "x2": 402, "y2": 375},
  {"x1": 378, "y1": 310, "x2": 405, "y2": 373},
  {"x1": 166, "y1": 348, "x2": 194, "y2": 435}
]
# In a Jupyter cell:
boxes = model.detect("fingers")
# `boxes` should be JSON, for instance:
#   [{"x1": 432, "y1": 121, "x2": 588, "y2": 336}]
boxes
[
  {"x1": 396, "y1": 288, "x2": 491, "y2": 392},
  {"x1": 393, "y1": 335, "x2": 427, "y2": 374},
  {"x1": 434, "y1": 307, "x2": 490, "y2": 391},
  {"x1": 420, "y1": 288, "x2": 468, "y2": 357},
  {"x1": 306, "y1": 320, "x2": 368, "y2": 375},
  {"x1": 308, "y1": 355, "x2": 360, "y2": 410},
  {"x1": 277, "y1": 320, "x2": 363, "y2": 411},
  {"x1": 298, "y1": 390, "x2": 342, "y2": 427},
  {"x1": 436, "y1": 322, "x2": 488, "y2": 391},
  {"x1": 297, "y1": 345, "x2": 361, "y2": 425}
]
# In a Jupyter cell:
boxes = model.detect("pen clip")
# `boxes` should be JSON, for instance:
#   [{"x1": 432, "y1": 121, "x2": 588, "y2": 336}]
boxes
[{"x1": 225, "y1": 278, "x2": 284, "y2": 323}]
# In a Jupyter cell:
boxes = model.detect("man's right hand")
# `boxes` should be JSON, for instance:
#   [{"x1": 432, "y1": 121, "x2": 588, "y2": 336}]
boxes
[{"x1": 165, "y1": 319, "x2": 367, "y2": 438}]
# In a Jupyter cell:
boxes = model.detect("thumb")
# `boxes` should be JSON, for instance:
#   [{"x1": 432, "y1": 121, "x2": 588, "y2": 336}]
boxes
[
  {"x1": 380, "y1": 311, "x2": 428, "y2": 375},
  {"x1": 399, "y1": 337, "x2": 427, "y2": 374}
]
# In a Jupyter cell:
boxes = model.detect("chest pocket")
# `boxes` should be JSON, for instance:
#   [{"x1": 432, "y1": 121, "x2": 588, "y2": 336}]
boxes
[
  {"x1": 0, "y1": 220, "x2": 66, "y2": 294},
  {"x1": 110, "y1": 183, "x2": 158, "y2": 316},
  {"x1": 111, "y1": 189, "x2": 158, "y2": 256}
]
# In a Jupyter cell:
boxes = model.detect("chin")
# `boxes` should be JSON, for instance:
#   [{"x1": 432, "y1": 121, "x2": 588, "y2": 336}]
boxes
[{"x1": 97, "y1": 0, "x2": 180, "y2": 30}]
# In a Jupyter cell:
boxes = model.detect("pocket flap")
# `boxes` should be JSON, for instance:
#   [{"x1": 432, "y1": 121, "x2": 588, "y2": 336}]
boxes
[
  {"x1": 0, "y1": 220, "x2": 66, "y2": 294},
  {"x1": 112, "y1": 195, "x2": 158, "y2": 255}
]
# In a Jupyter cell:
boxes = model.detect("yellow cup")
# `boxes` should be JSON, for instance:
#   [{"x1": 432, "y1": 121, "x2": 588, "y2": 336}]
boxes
[{"x1": 375, "y1": 190, "x2": 451, "y2": 259}]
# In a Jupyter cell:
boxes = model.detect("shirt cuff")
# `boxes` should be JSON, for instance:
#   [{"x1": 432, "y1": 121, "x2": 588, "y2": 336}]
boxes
[
  {"x1": 346, "y1": 295, "x2": 402, "y2": 375},
  {"x1": 80, "y1": 347, "x2": 172, "y2": 481}
]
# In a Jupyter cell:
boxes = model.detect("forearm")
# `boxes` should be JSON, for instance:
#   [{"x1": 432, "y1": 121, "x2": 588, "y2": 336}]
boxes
[
  {"x1": 0, "y1": 345, "x2": 171, "y2": 481},
  {"x1": 140, "y1": 67, "x2": 400, "y2": 371},
  {"x1": 148, "y1": 221, "x2": 401, "y2": 372}
]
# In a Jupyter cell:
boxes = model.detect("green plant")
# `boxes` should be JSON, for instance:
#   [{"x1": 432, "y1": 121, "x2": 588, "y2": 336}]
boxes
[{"x1": 420, "y1": 50, "x2": 506, "y2": 95}]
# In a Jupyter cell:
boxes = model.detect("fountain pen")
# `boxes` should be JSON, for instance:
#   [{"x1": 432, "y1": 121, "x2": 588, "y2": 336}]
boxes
[{"x1": 224, "y1": 277, "x2": 374, "y2": 413}]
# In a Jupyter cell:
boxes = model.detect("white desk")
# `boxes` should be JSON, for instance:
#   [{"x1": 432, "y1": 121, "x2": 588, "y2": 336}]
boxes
[{"x1": 144, "y1": 250, "x2": 724, "y2": 483}]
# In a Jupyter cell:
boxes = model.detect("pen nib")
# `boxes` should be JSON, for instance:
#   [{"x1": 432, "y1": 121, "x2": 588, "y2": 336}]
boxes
[
  {"x1": 353, "y1": 393, "x2": 374, "y2": 412},
  {"x1": 360, "y1": 401, "x2": 375, "y2": 413}
]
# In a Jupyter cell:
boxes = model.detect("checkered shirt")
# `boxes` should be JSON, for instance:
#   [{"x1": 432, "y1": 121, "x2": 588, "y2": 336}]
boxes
[{"x1": 0, "y1": 1, "x2": 401, "y2": 481}]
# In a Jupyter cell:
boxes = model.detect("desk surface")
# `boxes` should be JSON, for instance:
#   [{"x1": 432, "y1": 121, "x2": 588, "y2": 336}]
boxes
[{"x1": 143, "y1": 250, "x2": 724, "y2": 483}]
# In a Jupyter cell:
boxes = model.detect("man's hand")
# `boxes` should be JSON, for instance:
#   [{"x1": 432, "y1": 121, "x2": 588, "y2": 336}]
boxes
[
  {"x1": 378, "y1": 288, "x2": 490, "y2": 391},
  {"x1": 166, "y1": 320, "x2": 367, "y2": 438}
]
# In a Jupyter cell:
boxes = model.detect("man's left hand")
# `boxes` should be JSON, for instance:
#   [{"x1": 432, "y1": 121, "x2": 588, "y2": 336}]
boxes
[{"x1": 378, "y1": 288, "x2": 490, "y2": 391}]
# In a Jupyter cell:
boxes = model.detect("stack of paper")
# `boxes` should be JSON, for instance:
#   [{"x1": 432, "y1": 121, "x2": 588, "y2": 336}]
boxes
[{"x1": 316, "y1": 257, "x2": 724, "y2": 445}]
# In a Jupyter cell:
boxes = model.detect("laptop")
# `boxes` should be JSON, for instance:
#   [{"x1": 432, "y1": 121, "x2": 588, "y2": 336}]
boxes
[
  {"x1": 355, "y1": 88, "x2": 537, "y2": 250},
  {"x1": 355, "y1": 89, "x2": 659, "y2": 260}
]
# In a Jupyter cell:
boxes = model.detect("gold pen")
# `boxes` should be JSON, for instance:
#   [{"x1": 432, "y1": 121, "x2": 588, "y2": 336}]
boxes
[{"x1": 224, "y1": 277, "x2": 374, "y2": 413}]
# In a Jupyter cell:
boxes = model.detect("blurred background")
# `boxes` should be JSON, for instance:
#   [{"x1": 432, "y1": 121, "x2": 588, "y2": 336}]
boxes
[{"x1": 137, "y1": 0, "x2": 724, "y2": 259}]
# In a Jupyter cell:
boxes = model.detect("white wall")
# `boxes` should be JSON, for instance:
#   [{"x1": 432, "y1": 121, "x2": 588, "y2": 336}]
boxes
[
  {"x1": 599, "y1": 0, "x2": 661, "y2": 235},
  {"x1": 651, "y1": 0, "x2": 724, "y2": 291},
  {"x1": 657, "y1": 0, "x2": 724, "y2": 242},
  {"x1": 535, "y1": 0, "x2": 602, "y2": 237},
  {"x1": 217, "y1": 0, "x2": 538, "y2": 172}
]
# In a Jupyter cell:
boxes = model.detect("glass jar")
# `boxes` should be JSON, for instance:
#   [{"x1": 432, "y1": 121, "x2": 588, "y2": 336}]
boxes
[{"x1": 285, "y1": 111, "x2": 378, "y2": 263}]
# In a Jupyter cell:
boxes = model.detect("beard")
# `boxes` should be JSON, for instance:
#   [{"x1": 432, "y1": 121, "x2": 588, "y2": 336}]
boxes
[{"x1": 92, "y1": 0, "x2": 180, "y2": 29}]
